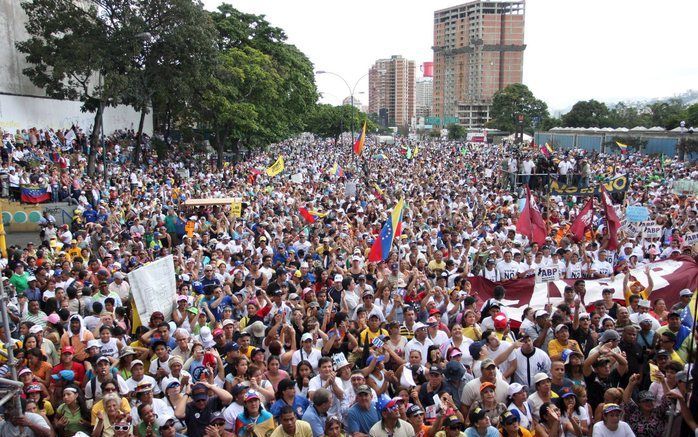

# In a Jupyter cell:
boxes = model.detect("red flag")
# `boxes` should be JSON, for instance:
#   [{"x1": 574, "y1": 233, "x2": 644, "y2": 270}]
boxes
[
  {"x1": 600, "y1": 187, "x2": 621, "y2": 250},
  {"x1": 569, "y1": 197, "x2": 594, "y2": 242},
  {"x1": 298, "y1": 207, "x2": 316, "y2": 224},
  {"x1": 516, "y1": 186, "x2": 547, "y2": 245}
]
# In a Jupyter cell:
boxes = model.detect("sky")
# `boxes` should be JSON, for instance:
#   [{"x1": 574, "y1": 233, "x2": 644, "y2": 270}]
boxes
[{"x1": 201, "y1": 0, "x2": 698, "y2": 113}]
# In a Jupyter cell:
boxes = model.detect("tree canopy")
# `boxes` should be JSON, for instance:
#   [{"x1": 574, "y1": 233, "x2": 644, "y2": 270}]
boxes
[{"x1": 488, "y1": 84, "x2": 550, "y2": 133}]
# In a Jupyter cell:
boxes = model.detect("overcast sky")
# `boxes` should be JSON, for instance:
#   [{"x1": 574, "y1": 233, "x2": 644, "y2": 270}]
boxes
[{"x1": 201, "y1": 0, "x2": 698, "y2": 113}]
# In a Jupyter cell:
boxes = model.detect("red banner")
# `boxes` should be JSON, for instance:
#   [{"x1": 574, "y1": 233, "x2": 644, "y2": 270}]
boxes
[{"x1": 467, "y1": 257, "x2": 698, "y2": 327}]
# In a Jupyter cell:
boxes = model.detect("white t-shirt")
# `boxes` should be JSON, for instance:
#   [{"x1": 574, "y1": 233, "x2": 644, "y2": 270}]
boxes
[
  {"x1": 591, "y1": 260, "x2": 613, "y2": 277},
  {"x1": 591, "y1": 420, "x2": 635, "y2": 437},
  {"x1": 291, "y1": 347, "x2": 322, "y2": 371},
  {"x1": 308, "y1": 375, "x2": 343, "y2": 416},
  {"x1": 496, "y1": 260, "x2": 520, "y2": 281}
]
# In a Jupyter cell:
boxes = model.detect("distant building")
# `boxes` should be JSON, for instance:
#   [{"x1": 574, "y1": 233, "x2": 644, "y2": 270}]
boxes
[
  {"x1": 416, "y1": 78, "x2": 433, "y2": 118},
  {"x1": 433, "y1": 0, "x2": 525, "y2": 128},
  {"x1": 342, "y1": 96, "x2": 363, "y2": 110},
  {"x1": 368, "y1": 55, "x2": 415, "y2": 127}
]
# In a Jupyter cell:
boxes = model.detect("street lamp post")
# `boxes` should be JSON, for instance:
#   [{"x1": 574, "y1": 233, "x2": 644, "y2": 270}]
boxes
[{"x1": 316, "y1": 70, "x2": 368, "y2": 142}]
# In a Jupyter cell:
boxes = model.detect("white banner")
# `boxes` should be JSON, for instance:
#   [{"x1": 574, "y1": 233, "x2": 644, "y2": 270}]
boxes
[
  {"x1": 535, "y1": 265, "x2": 561, "y2": 283},
  {"x1": 128, "y1": 255, "x2": 177, "y2": 323},
  {"x1": 644, "y1": 226, "x2": 662, "y2": 238}
]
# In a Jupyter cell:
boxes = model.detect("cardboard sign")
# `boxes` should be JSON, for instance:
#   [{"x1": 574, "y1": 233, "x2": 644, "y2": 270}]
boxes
[
  {"x1": 685, "y1": 232, "x2": 698, "y2": 245},
  {"x1": 644, "y1": 226, "x2": 662, "y2": 238},
  {"x1": 230, "y1": 201, "x2": 242, "y2": 218},
  {"x1": 626, "y1": 206, "x2": 649, "y2": 223},
  {"x1": 291, "y1": 172, "x2": 304, "y2": 184},
  {"x1": 536, "y1": 265, "x2": 560, "y2": 283}
]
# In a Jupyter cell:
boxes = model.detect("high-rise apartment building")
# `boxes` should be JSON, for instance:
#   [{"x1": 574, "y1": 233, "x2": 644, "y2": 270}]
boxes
[
  {"x1": 368, "y1": 55, "x2": 415, "y2": 127},
  {"x1": 415, "y1": 78, "x2": 433, "y2": 118},
  {"x1": 433, "y1": 1, "x2": 525, "y2": 128}
]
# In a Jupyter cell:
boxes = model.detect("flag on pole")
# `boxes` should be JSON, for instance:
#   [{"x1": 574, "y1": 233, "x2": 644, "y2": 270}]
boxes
[
  {"x1": 615, "y1": 141, "x2": 628, "y2": 155},
  {"x1": 540, "y1": 143, "x2": 553, "y2": 158},
  {"x1": 265, "y1": 156, "x2": 285, "y2": 177},
  {"x1": 569, "y1": 196, "x2": 594, "y2": 242},
  {"x1": 413, "y1": 145, "x2": 419, "y2": 157},
  {"x1": 515, "y1": 186, "x2": 547, "y2": 245},
  {"x1": 368, "y1": 199, "x2": 406, "y2": 262},
  {"x1": 406, "y1": 147, "x2": 413, "y2": 159},
  {"x1": 600, "y1": 186, "x2": 621, "y2": 250},
  {"x1": 353, "y1": 122, "x2": 366, "y2": 156}
]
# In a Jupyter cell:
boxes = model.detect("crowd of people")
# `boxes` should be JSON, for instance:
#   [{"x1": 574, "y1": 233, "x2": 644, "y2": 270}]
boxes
[{"x1": 0, "y1": 125, "x2": 696, "y2": 437}]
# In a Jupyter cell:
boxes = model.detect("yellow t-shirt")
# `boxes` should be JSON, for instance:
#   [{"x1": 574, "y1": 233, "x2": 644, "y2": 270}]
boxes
[
  {"x1": 269, "y1": 420, "x2": 313, "y2": 437},
  {"x1": 547, "y1": 339, "x2": 582, "y2": 360},
  {"x1": 624, "y1": 287, "x2": 649, "y2": 305}
]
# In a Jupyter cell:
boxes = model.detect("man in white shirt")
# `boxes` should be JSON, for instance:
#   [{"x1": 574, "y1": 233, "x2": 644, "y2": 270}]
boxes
[
  {"x1": 496, "y1": 251, "x2": 520, "y2": 281},
  {"x1": 591, "y1": 251, "x2": 613, "y2": 278},
  {"x1": 308, "y1": 357, "x2": 344, "y2": 417},
  {"x1": 404, "y1": 323, "x2": 433, "y2": 366}
]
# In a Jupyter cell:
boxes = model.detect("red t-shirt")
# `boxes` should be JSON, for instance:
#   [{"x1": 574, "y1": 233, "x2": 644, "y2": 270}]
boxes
[{"x1": 52, "y1": 361, "x2": 87, "y2": 386}]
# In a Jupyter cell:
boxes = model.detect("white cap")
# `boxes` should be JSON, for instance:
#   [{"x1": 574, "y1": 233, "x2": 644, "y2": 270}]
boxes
[
  {"x1": 413, "y1": 322, "x2": 428, "y2": 331},
  {"x1": 533, "y1": 372, "x2": 551, "y2": 384},
  {"x1": 87, "y1": 339, "x2": 102, "y2": 349},
  {"x1": 534, "y1": 309, "x2": 549, "y2": 318},
  {"x1": 680, "y1": 289, "x2": 693, "y2": 297},
  {"x1": 507, "y1": 382, "x2": 527, "y2": 397},
  {"x1": 29, "y1": 325, "x2": 43, "y2": 334},
  {"x1": 301, "y1": 333, "x2": 314, "y2": 342},
  {"x1": 334, "y1": 274, "x2": 343, "y2": 282}
]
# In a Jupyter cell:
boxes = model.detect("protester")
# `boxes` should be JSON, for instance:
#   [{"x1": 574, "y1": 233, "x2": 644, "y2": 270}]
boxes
[{"x1": 0, "y1": 128, "x2": 697, "y2": 437}]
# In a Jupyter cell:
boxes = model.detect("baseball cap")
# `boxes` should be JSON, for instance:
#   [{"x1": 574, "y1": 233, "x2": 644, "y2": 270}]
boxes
[
  {"x1": 480, "y1": 358, "x2": 496, "y2": 370},
  {"x1": 87, "y1": 339, "x2": 102, "y2": 350},
  {"x1": 680, "y1": 289, "x2": 693, "y2": 297},
  {"x1": 61, "y1": 346, "x2": 75, "y2": 355},
  {"x1": 638, "y1": 391, "x2": 655, "y2": 402},
  {"x1": 507, "y1": 383, "x2": 527, "y2": 397},
  {"x1": 377, "y1": 397, "x2": 403, "y2": 412},
  {"x1": 428, "y1": 366, "x2": 442, "y2": 375},
  {"x1": 599, "y1": 330, "x2": 620, "y2": 343},
  {"x1": 494, "y1": 313, "x2": 508, "y2": 330},
  {"x1": 444, "y1": 415, "x2": 464, "y2": 428},
  {"x1": 479, "y1": 382, "x2": 495, "y2": 392},
  {"x1": 355, "y1": 385, "x2": 372, "y2": 395},
  {"x1": 534, "y1": 309, "x2": 549, "y2": 318},
  {"x1": 301, "y1": 333, "x2": 313, "y2": 342},
  {"x1": 533, "y1": 372, "x2": 550, "y2": 384},
  {"x1": 413, "y1": 322, "x2": 428, "y2": 331},
  {"x1": 554, "y1": 324, "x2": 569, "y2": 334},
  {"x1": 559, "y1": 387, "x2": 576, "y2": 398},
  {"x1": 209, "y1": 411, "x2": 226, "y2": 425},
  {"x1": 28, "y1": 325, "x2": 43, "y2": 335},
  {"x1": 406, "y1": 405, "x2": 424, "y2": 417},
  {"x1": 130, "y1": 359, "x2": 145, "y2": 370},
  {"x1": 602, "y1": 403, "x2": 622, "y2": 414},
  {"x1": 244, "y1": 390, "x2": 261, "y2": 402},
  {"x1": 191, "y1": 383, "x2": 209, "y2": 401}
]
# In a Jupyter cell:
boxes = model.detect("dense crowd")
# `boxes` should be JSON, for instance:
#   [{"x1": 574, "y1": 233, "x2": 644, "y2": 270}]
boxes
[{"x1": 0, "y1": 125, "x2": 696, "y2": 437}]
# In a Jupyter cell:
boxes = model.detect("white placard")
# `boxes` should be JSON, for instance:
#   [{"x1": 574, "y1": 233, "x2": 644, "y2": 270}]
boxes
[
  {"x1": 644, "y1": 226, "x2": 662, "y2": 238},
  {"x1": 291, "y1": 173, "x2": 304, "y2": 184},
  {"x1": 536, "y1": 265, "x2": 560, "y2": 283},
  {"x1": 128, "y1": 255, "x2": 177, "y2": 323},
  {"x1": 685, "y1": 232, "x2": 698, "y2": 245}
]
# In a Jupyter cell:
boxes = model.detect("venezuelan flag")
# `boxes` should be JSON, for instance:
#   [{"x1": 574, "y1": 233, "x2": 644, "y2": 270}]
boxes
[
  {"x1": 680, "y1": 290, "x2": 696, "y2": 329},
  {"x1": 299, "y1": 208, "x2": 328, "y2": 224},
  {"x1": 328, "y1": 163, "x2": 344, "y2": 177},
  {"x1": 616, "y1": 141, "x2": 628, "y2": 155},
  {"x1": 353, "y1": 122, "x2": 366, "y2": 156},
  {"x1": 540, "y1": 143, "x2": 553, "y2": 158},
  {"x1": 368, "y1": 199, "x2": 405, "y2": 262}
]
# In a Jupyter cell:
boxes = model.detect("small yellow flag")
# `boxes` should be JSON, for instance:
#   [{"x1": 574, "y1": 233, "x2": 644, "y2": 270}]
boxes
[{"x1": 265, "y1": 156, "x2": 285, "y2": 177}]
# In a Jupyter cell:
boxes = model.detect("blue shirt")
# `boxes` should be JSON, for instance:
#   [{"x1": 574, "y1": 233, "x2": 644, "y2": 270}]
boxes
[
  {"x1": 270, "y1": 396, "x2": 310, "y2": 420},
  {"x1": 347, "y1": 403, "x2": 380, "y2": 435},
  {"x1": 301, "y1": 405, "x2": 326, "y2": 437}
]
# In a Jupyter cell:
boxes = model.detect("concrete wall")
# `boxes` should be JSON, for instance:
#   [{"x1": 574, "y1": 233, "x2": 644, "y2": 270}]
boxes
[
  {"x1": 0, "y1": 1, "x2": 152, "y2": 135},
  {"x1": 0, "y1": 200, "x2": 75, "y2": 233},
  {"x1": 0, "y1": 93, "x2": 153, "y2": 135}
]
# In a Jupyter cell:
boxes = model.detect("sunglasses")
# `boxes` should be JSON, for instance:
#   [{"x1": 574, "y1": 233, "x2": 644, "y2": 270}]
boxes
[
  {"x1": 114, "y1": 425, "x2": 130, "y2": 431},
  {"x1": 160, "y1": 423, "x2": 174, "y2": 431}
]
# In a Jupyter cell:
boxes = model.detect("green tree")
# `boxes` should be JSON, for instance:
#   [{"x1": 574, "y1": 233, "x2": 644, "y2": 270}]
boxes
[
  {"x1": 489, "y1": 84, "x2": 549, "y2": 133},
  {"x1": 205, "y1": 4, "x2": 317, "y2": 165},
  {"x1": 119, "y1": 0, "x2": 217, "y2": 165},
  {"x1": 17, "y1": 0, "x2": 133, "y2": 176},
  {"x1": 561, "y1": 99, "x2": 610, "y2": 128},
  {"x1": 646, "y1": 98, "x2": 685, "y2": 129},
  {"x1": 447, "y1": 124, "x2": 466, "y2": 140},
  {"x1": 198, "y1": 46, "x2": 281, "y2": 168},
  {"x1": 305, "y1": 104, "x2": 377, "y2": 145},
  {"x1": 685, "y1": 104, "x2": 698, "y2": 128}
]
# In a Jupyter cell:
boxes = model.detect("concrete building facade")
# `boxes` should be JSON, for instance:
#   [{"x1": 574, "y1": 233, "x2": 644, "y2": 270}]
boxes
[
  {"x1": 415, "y1": 78, "x2": 433, "y2": 118},
  {"x1": 368, "y1": 55, "x2": 415, "y2": 127},
  {"x1": 433, "y1": 0, "x2": 525, "y2": 128}
]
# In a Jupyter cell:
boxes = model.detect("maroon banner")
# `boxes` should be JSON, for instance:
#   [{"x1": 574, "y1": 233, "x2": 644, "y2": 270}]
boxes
[{"x1": 467, "y1": 256, "x2": 698, "y2": 327}]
